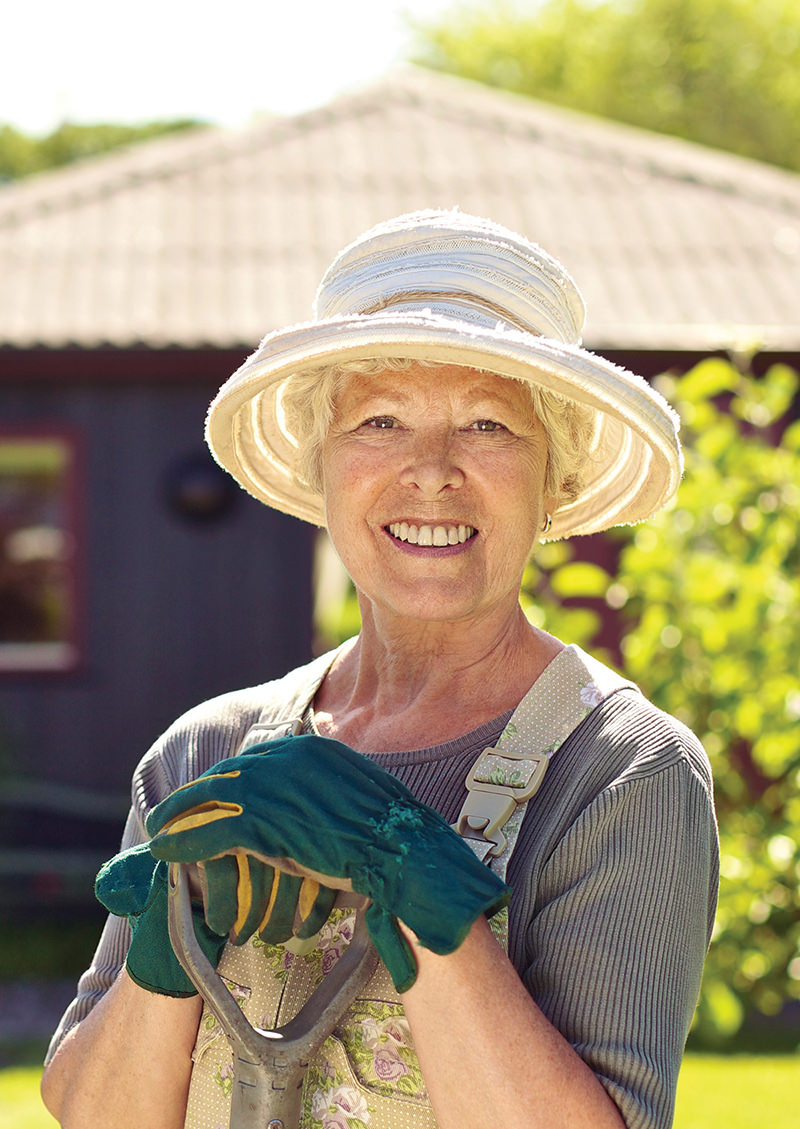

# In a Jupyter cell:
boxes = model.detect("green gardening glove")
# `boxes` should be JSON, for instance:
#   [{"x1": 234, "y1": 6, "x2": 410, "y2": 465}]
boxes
[
  {"x1": 95, "y1": 842, "x2": 228, "y2": 997},
  {"x1": 147, "y1": 735, "x2": 510, "y2": 992}
]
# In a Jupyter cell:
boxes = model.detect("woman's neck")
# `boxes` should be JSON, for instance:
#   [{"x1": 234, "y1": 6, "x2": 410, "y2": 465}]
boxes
[{"x1": 315, "y1": 604, "x2": 563, "y2": 753}]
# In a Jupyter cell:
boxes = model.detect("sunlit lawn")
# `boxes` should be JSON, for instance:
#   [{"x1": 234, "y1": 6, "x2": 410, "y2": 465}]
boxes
[
  {"x1": 673, "y1": 1054, "x2": 799, "y2": 1129},
  {"x1": 0, "y1": 1066, "x2": 55, "y2": 1129},
  {"x1": 1, "y1": 1053, "x2": 798, "y2": 1128}
]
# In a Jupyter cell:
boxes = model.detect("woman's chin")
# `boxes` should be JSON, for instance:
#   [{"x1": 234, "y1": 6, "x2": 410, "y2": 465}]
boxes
[{"x1": 362, "y1": 579, "x2": 516, "y2": 632}]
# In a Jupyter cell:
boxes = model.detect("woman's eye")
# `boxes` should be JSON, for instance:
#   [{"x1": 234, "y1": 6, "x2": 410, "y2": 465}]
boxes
[
  {"x1": 470, "y1": 419, "x2": 505, "y2": 432},
  {"x1": 361, "y1": 416, "x2": 397, "y2": 430}
]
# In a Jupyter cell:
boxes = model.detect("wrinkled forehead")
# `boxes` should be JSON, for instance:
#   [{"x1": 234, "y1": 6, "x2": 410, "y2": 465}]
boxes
[{"x1": 331, "y1": 361, "x2": 538, "y2": 420}]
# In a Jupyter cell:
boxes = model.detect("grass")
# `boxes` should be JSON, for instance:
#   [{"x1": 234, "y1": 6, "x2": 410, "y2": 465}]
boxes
[
  {"x1": 1, "y1": 1053, "x2": 798, "y2": 1128},
  {"x1": 0, "y1": 1067, "x2": 55, "y2": 1129},
  {"x1": 673, "y1": 1053, "x2": 799, "y2": 1129}
]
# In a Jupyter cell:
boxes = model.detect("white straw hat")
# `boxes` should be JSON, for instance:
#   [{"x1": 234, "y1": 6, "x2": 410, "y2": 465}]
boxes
[{"x1": 206, "y1": 209, "x2": 682, "y2": 539}]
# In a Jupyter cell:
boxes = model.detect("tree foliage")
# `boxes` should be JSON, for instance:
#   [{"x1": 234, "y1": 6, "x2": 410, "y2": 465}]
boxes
[
  {"x1": 0, "y1": 118, "x2": 203, "y2": 183},
  {"x1": 521, "y1": 358, "x2": 800, "y2": 1042},
  {"x1": 411, "y1": 0, "x2": 800, "y2": 172}
]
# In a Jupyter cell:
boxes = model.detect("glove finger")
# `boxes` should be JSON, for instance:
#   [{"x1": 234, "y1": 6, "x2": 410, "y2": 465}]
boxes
[
  {"x1": 201, "y1": 855, "x2": 243, "y2": 937},
  {"x1": 295, "y1": 879, "x2": 337, "y2": 940},
  {"x1": 364, "y1": 904, "x2": 418, "y2": 994},
  {"x1": 257, "y1": 870, "x2": 305, "y2": 945},
  {"x1": 148, "y1": 800, "x2": 256, "y2": 865},
  {"x1": 228, "y1": 856, "x2": 278, "y2": 945},
  {"x1": 145, "y1": 766, "x2": 245, "y2": 839},
  {"x1": 95, "y1": 843, "x2": 161, "y2": 917}
]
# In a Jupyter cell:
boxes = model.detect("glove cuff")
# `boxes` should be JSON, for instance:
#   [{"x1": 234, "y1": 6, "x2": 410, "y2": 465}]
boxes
[{"x1": 364, "y1": 904, "x2": 418, "y2": 993}]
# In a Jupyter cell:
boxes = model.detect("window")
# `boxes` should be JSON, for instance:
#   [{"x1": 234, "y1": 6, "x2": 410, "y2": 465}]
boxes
[{"x1": 0, "y1": 431, "x2": 81, "y2": 672}]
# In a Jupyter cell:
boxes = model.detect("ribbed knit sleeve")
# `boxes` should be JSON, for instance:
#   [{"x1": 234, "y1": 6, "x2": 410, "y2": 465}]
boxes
[
  {"x1": 527, "y1": 764, "x2": 714, "y2": 1127},
  {"x1": 506, "y1": 692, "x2": 718, "y2": 1129}
]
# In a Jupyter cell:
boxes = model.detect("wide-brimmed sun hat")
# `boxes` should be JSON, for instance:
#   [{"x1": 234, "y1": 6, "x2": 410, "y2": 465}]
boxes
[{"x1": 206, "y1": 209, "x2": 682, "y2": 539}]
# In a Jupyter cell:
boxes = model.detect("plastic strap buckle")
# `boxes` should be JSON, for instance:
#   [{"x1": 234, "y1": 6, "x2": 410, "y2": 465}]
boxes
[
  {"x1": 455, "y1": 746, "x2": 549, "y2": 858},
  {"x1": 238, "y1": 717, "x2": 304, "y2": 753}
]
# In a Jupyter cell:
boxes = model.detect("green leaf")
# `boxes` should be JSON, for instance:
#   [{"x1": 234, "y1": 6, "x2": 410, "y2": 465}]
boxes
[
  {"x1": 782, "y1": 419, "x2": 800, "y2": 452},
  {"x1": 676, "y1": 358, "x2": 741, "y2": 404},
  {"x1": 732, "y1": 365, "x2": 800, "y2": 427},
  {"x1": 700, "y1": 979, "x2": 745, "y2": 1037},
  {"x1": 549, "y1": 561, "x2": 610, "y2": 597}
]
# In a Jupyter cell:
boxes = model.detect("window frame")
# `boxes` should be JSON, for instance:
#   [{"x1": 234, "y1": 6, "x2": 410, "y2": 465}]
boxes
[{"x1": 0, "y1": 424, "x2": 85, "y2": 675}]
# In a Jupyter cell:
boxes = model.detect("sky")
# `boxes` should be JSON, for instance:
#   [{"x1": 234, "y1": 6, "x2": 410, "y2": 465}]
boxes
[{"x1": 4, "y1": 0, "x2": 461, "y2": 136}]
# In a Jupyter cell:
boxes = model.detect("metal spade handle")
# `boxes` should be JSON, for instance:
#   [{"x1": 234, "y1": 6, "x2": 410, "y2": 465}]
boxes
[{"x1": 168, "y1": 863, "x2": 379, "y2": 1129}]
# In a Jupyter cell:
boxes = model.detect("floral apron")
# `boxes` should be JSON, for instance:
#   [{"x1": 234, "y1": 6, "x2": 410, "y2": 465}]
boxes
[{"x1": 184, "y1": 646, "x2": 633, "y2": 1129}]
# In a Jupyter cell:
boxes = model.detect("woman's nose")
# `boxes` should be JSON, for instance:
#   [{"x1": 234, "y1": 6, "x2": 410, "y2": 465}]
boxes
[{"x1": 397, "y1": 432, "x2": 465, "y2": 496}]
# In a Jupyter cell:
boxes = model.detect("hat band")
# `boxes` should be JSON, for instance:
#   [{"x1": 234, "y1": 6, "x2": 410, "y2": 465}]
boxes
[{"x1": 358, "y1": 289, "x2": 540, "y2": 336}]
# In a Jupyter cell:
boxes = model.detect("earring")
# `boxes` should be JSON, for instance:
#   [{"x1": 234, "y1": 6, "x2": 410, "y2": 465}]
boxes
[{"x1": 541, "y1": 512, "x2": 552, "y2": 534}]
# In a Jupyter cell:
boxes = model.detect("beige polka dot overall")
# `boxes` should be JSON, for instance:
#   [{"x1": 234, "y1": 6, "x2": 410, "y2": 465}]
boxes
[{"x1": 183, "y1": 646, "x2": 630, "y2": 1129}]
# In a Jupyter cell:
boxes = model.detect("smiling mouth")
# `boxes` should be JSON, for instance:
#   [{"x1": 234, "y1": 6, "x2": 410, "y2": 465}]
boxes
[{"x1": 386, "y1": 522, "x2": 477, "y2": 546}]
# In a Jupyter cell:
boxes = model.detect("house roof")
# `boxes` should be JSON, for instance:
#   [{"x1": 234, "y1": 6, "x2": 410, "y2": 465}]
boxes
[{"x1": 2, "y1": 66, "x2": 799, "y2": 353}]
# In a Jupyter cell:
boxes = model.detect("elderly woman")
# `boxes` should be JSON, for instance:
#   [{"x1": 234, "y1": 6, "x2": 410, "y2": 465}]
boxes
[{"x1": 42, "y1": 211, "x2": 718, "y2": 1129}]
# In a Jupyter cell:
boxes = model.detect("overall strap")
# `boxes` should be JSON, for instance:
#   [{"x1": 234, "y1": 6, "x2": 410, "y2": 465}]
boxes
[
  {"x1": 455, "y1": 645, "x2": 638, "y2": 869},
  {"x1": 236, "y1": 645, "x2": 348, "y2": 752}
]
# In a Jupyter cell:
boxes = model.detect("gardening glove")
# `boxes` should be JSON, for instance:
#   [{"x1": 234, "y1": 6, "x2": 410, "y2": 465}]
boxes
[
  {"x1": 199, "y1": 853, "x2": 337, "y2": 944},
  {"x1": 147, "y1": 735, "x2": 510, "y2": 992},
  {"x1": 95, "y1": 841, "x2": 228, "y2": 997}
]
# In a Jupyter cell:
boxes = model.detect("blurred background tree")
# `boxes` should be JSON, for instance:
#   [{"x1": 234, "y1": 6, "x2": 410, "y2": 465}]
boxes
[
  {"x1": 0, "y1": 118, "x2": 203, "y2": 183},
  {"x1": 411, "y1": 0, "x2": 800, "y2": 171},
  {"x1": 520, "y1": 358, "x2": 800, "y2": 1043}
]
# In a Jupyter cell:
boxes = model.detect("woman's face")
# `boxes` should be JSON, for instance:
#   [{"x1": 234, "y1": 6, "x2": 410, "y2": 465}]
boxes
[{"x1": 321, "y1": 363, "x2": 557, "y2": 628}]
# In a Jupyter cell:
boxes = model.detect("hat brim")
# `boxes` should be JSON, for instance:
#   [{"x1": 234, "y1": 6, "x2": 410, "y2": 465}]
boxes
[{"x1": 205, "y1": 311, "x2": 682, "y2": 540}]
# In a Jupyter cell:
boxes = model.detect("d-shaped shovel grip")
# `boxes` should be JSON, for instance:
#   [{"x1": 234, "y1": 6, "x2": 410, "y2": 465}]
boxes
[{"x1": 168, "y1": 863, "x2": 379, "y2": 1129}]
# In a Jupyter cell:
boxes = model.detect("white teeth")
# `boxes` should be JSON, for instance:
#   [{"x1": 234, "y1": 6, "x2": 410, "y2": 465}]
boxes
[{"x1": 388, "y1": 523, "x2": 475, "y2": 545}]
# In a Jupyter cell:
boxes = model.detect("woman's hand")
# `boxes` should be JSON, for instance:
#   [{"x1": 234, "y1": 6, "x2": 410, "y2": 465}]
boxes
[
  {"x1": 146, "y1": 734, "x2": 510, "y2": 991},
  {"x1": 94, "y1": 842, "x2": 228, "y2": 997}
]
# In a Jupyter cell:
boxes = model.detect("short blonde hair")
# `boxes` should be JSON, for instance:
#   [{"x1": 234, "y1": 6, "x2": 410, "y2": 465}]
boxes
[{"x1": 280, "y1": 357, "x2": 595, "y2": 510}]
